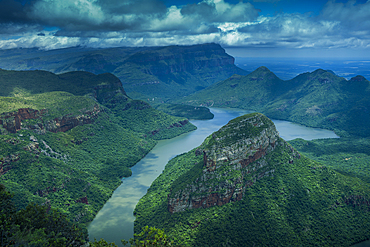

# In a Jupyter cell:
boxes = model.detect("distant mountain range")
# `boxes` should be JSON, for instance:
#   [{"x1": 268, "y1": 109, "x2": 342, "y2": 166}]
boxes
[
  {"x1": 0, "y1": 43, "x2": 247, "y2": 101},
  {"x1": 179, "y1": 66, "x2": 370, "y2": 137},
  {"x1": 3, "y1": 44, "x2": 368, "y2": 138},
  {"x1": 135, "y1": 113, "x2": 370, "y2": 246}
]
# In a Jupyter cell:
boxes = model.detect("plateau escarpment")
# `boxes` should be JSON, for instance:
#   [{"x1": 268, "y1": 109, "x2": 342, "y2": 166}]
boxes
[
  {"x1": 0, "y1": 44, "x2": 248, "y2": 101},
  {"x1": 125, "y1": 43, "x2": 235, "y2": 75},
  {"x1": 119, "y1": 44, "x2": 248, "y2": 99},
  {"x1": 135, "y1": 113, "x2": 370, "y2": 247},
  {"x1": 0, "y1": 105, "x2": 101, "y2": 134},
  {"x1": 0, "y1": 108, "x2": 47, "y2": 133}
]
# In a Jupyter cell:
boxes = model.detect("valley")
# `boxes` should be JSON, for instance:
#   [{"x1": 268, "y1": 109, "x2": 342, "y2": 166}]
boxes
[
  {"x1": 0, "y1": 43, "x2": 247, "y2": 102},
  {"x1": 0, "y1": 43, "x2": 369, "y2": 246},
  {"x1": 134, "y1": 112, "x2": 370, "y2": 247},
  {"x1": 0, "y1": 68, "x2": 196, "y2": 244},
  {"x1": 179, "y1": 66, "x2": 370, "y2": 138},
  {"x1": 88, "y1": 107, "x2": 338, "y2": 245}
]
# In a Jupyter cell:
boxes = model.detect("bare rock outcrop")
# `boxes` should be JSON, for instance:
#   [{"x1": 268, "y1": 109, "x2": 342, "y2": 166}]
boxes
[
  {"x1": 168, "y1": 113, "x2": 299, "y2": 213},
  {"x1": 0, "y1": 108, "x2": 47, "y2": 133},
  {"x1": 0, "y1": 105, "x2": 101, "y2": 134}
]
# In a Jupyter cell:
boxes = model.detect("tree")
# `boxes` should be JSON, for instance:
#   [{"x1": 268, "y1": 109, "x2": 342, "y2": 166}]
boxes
[
  {"x1": 0, "y1": 184, "x2": 86, "y2": 246},
  {"x1": 0, "y1": 183, "x2": 16, "y2": 246},
  {"x1": 89, "y1": 226, "x2": 175, "y2": 247},
  {"x1": 123, "y1": 226, "x2": 174, "y2": 247}
]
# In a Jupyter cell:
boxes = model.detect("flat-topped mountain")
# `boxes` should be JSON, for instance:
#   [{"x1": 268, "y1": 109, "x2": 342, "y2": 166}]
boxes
[
  {"x1": 180, "y1": 67, "x2": 370, "y2": 137},
  {"x1": 119, "y1": 43, "x2": 247, "y2": 99},
  {"x1": 0, "y1": 43, "x2": 248, "y2": 100},
  {"x1": 135, "y1": 113, "x2": 370, "y2": 246}
]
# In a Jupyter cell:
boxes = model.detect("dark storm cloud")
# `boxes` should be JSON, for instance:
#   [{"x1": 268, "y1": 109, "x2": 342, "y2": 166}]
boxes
[
  {"x1": 0, "y1": 23, "x2": 43, "y2": 35},
  {"x1": 27, "y1": 0, "x2": 260, "y2": 34},
  {"x1": 0, "y1": 0, "x2": 260, "y2": 37},
  {"x1": 97, "y1": 0, "x2": 167, "y2": 15},
  {"x1": 26, "y1": 0, "x2": 171, "y2": 33},
  {"x1": 0, "y1": 0, "x2": 32, "y2": 23},
  {"x1": 27, "y1": 0, "x2": 174, "y2": 33},
  {"x1": 0, "y1": 0, "x2": 370, "y2": 53}
]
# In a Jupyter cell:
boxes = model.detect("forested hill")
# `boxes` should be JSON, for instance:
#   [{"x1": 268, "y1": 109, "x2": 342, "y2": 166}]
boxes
[
  {"x1": 0, "y1": 69, "x2": 196, "y2": 244},
  {"x1": 0, "y1": 43, "x2": 248, "y2": 100},
  {"x1": 134, "y1": 113, "x2": 370, "y2": 246},
  {"x1": 180, "y1": 66, "x2": 370, "y2": 137}
]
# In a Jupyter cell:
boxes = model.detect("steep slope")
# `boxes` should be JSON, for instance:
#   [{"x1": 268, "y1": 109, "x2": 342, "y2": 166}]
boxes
[
  {"x1": 134, "y1": 113, "x2": 370, "y2": 246},
  {"x1": 181, "y1": 66, "x2": 288, "y2": 109},
  {"x1": 0, "y1": 46, "x2": 146, "y2": 73},
  {"x1": 0, "y1": 69, "x2": 195, "y2": 238},
  {"x1": 0, "y1": 91, "x2": 154, "y2": 232},
  {"x1": 117, "y1": 43, "x2": 247, "y2": 99},
  {"x1": 154, "y1": 104, "x2": 214, "y2": 120},
  {"x1": 0, "y1": 69, "x2": 196, "y2": 139},
  {"x1": 289, "y1": 137, "x2": 370, "y2": 184},
  {"x1": 0, "y1": 44, "x2": 248, "y2": 100},
  {"x1": 181, "y1": 67, "x2": 370, "y2": 137}
]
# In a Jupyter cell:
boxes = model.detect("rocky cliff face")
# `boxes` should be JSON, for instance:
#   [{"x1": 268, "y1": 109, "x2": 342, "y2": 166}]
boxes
[
  {"x1": 168, "y1": 113, "x2": 300, "y2": 213},
  {"x1": 127, "y1": 43, "x2": 235, "y2": 76},
  {"x1": 120, "y1": 43, "x2": 248, "y2": 99},
  {"x1": 43, "y1": 104, "x2": 102, "y2": 133},
  {"x1": 0, "y1": 108, "x2": 47, "y2": 133},
  {"x1": 93, "y1": 81, "x2": 129, "y2": 106},
  {"x1": 0, "y1": 105, "x2": 101, "y2": 134}
]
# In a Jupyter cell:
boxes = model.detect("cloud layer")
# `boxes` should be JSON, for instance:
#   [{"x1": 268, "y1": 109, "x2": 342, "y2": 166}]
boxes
[{"x1": 0, "y1": 0, "x2": 369, "y2": 54}]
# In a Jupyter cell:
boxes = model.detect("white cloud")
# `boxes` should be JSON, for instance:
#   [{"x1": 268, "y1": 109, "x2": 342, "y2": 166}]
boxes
[
  {"x1": 320, "y1": 0, "x2": 370, "y2": 35},
  {"x1": 1, "y1": 0, "x2": 370, "y2": 54},
  {"x1": 29, "y1": 0, "x2": 106, "y2": 29},
  {"x1": 0, "y1": 33, "x2": 81, "y2": 50},
  {"x1": 181, "y1": 0, "x2": 260, "y2": 23}
]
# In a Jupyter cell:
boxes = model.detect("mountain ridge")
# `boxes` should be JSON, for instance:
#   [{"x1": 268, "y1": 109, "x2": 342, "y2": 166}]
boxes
[
  {"x1": 167, "y1": 113, "x2": 282, "y2": 213},
  {"x1": 0, "y1": 68, "x2": 196, "y2": 242},
  {"x1": 179, "y1": 66, "x2": 370, "y2": 137},
  {"x1": 134, "y1": 112, "x2": 370, "y2": 246},
  {"x1": 0, "y1": 43, "x2": 248, "y2": 101}
]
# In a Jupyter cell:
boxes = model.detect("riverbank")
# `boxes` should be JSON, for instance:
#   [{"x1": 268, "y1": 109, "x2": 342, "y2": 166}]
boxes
[{"x1": 88, "y1": 108, "x2": 339, "y2": 245}]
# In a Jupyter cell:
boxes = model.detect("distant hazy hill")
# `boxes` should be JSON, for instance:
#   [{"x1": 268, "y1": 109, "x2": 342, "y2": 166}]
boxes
[
  {"x1": 0, "y1": 43, "x2": 247, "y2": 100},
  {"x1": 135, "y1": 113, "x2": 370, "y2": 246},
  {"x1": 0, "y1": 69, "x2": 195, "y2": 239},
  {"x1": 180, "y1": 66, "x2": 370, "y2": 137}
]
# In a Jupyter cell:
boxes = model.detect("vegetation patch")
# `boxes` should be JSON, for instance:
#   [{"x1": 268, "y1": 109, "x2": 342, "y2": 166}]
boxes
[
  {"x1": 0, "y1": 69, "x2": 196, "y2": 241},
  {"x1": 134, "y1": 114, "x2": 370, "y2": 246}
]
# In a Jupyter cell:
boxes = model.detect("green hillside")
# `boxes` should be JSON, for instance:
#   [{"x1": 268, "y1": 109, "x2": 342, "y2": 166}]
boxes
[
  {"x1": 289, "y1": 137, "x2": 370, "y2": 184},
  {"x1": 134, "y1": 113, "x2": 370, "y2": 246},
  {"x1": 0, "y1": 69, "x2": 196, "y2": 242},
  {"x1": 180, "y1": 67, "x2": 370, "y2": 137},
  {"x1": 154, "y1": 104, "x2": 214, "y2": 120}
]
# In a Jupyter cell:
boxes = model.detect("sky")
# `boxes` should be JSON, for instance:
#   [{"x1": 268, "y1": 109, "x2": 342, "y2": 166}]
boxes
[{"x1": 0, "y1": 0, "x2": 369, "y2": 58}]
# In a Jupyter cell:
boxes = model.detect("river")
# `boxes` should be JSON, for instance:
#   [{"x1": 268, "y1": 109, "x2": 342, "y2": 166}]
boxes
[{"x1": 88, "y1": 107, "x2": 339, "y2": 245}]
